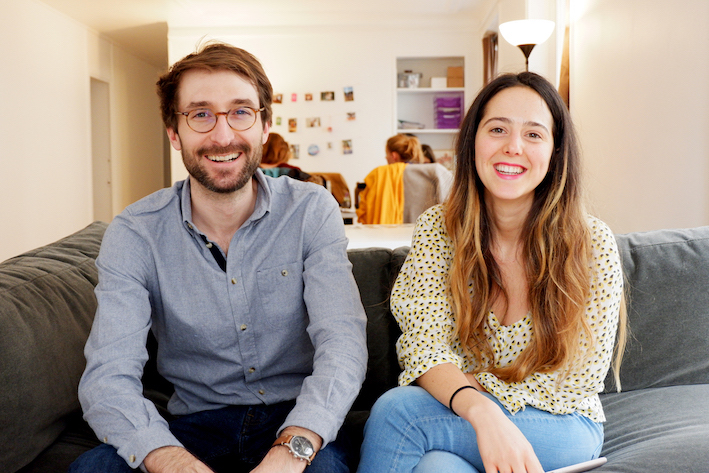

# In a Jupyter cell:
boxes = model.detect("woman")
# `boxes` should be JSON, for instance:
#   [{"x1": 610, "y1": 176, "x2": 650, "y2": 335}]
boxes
[
  {"x1": 357, "y1": 72, "x2": 626, "y2": 473},
  {"x1": 259, "y1": 132, "x2": 315, "y2": 182},
  {"x1": 356, "y1": 134, "x2": 431, "y2": 224}
]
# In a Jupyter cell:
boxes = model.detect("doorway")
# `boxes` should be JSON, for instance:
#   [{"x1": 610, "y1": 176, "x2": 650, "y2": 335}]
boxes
[{"x1": 91, "y1": 78, "x2": 113, "y2": 223}]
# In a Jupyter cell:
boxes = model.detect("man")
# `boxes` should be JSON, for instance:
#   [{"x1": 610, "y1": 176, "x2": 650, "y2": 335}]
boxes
[{"x1": 69, "y1": 42, "x2": 367, "y2": 473}]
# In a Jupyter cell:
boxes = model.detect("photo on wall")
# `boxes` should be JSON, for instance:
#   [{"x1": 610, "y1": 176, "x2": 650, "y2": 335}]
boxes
[
  {"x1": 342, "y1": 139, "x2": 353, "y2": 155},
  {"x1": 344, "y1": 86, "x2": 354, "y2": 101},
  {"x1": 321, "y1": 91, "x2": 335, "y2": 101},
  {"x1": 288, "y1": 118, "x2": 298, "y2": 133}
]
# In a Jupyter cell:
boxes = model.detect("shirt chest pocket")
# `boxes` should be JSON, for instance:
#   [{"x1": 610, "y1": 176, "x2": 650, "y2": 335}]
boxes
[{"x1": 256, "y1": 262, "x2": 306, "y2": 327}]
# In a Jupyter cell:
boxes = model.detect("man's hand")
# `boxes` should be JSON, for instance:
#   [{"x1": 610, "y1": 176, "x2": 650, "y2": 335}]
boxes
[
  {"x1": 250, "y1": 426, "x2": 322, "y2": 473},
  {"x1": 143, "y1": 446, "x2": 214, "y2": 473}
]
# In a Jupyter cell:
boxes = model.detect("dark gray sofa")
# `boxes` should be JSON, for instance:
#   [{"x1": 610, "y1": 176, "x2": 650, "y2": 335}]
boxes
[{"x1": 2, "y1": 221, "x2": 708, "y2": 472}]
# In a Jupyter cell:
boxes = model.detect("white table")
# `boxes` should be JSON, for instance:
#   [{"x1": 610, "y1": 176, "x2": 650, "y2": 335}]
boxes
[{"x1": 345, "y1": 224, "x2": 415, "y2": 249}]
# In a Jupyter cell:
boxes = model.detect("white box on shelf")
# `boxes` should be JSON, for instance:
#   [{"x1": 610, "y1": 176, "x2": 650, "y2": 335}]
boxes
[{"x1": 431, "y1": 77, "x2": 447, "y2": 89}]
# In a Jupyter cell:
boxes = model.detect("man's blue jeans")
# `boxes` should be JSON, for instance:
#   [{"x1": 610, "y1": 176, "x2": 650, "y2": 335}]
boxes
[
  {"x1": 68, "y1": 401, "x2": 350, "y2": 473},
  {"x1": 356, "y1": 386, "x2": 603, "y2": 473}
]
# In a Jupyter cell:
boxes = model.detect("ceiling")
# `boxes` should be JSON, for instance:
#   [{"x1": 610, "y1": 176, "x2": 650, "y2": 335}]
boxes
[{"x1": 41, "y1": 0, "x2": 488, "y2": 68}]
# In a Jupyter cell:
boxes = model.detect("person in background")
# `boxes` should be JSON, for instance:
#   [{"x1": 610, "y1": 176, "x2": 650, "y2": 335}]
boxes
[
  {"x1": 357, "y1": 72, "x2": 626, "y2": 473},
  {"x1": 259, "y1": 132, "x2": 315, "y2": 182},
  {"x1": 69, "y1": 42, "x2": 367, "y2": 473},
  {"x1": 421, "y1": 143, "x2": 436, "y2": 163},
  {"x1": 355, "y1": 134, "x2": 423, "y2": 224}
]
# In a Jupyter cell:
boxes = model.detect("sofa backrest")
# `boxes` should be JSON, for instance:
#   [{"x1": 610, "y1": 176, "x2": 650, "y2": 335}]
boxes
[
  {"x1": 0, "y1": 222, "x2": 107, "y2": 473},
  {"x1": 607, "y1": 226, "x2": 709, "y2": 393},
  {"x1": 346, "y1": 247, "x2": 406, "y2": 411}
]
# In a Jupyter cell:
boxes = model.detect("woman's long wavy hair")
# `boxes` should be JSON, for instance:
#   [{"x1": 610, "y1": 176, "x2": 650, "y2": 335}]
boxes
[{"x1": 445, "y1": 72, "x2": 626, "y2": 386}]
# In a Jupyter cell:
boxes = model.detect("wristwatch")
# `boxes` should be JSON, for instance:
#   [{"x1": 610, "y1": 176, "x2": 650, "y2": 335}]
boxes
[{"x1": 272, "y1": 434, "x2": 316, "y2": 464}]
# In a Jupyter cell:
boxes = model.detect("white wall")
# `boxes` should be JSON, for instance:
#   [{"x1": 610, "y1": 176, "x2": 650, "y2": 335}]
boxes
[
  {"x1": 571, "y1": 0, "x2": 709, "y2": 233},
  {"x1": 0, "y1": 0, "x2": 92, "y2": 261},
  {"x1": 167, "y1": 18, "x2": 485, "y2": 197},
  {"x1": 0, "y1": 0, "x2": 165, "y2": 262}
]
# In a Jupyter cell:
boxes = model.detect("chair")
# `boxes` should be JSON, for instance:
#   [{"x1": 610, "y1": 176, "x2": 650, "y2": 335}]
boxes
[{"x1": 308, "y1": 172, "x2": 352, "y2": 208}]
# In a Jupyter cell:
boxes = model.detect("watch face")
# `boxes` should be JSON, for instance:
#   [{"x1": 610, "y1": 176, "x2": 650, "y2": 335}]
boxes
[{"x1": 291, "y1": 436, "x2": 314, "y2": 457}]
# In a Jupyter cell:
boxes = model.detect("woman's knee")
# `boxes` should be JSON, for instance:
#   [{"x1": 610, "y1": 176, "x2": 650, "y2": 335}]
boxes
[
  {"x1": 369, "y1": 386, "x2": 439, "y2": 420},
  {"x1": 412, "y1": 450, "x2": 479, "y2": 473}
]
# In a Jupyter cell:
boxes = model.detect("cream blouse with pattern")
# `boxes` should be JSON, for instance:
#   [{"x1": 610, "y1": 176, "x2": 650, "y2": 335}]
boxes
[{"x1": 391, "y1": 205, "x2": 623, "y2": 422}]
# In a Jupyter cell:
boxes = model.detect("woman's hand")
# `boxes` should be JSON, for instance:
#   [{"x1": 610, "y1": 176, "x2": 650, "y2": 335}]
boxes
[
  {"x1": 418, "y1": 364, "x2": 544, "y2": 473},
  {"x1": 463, "y1": 400, "x2": 544, "y2": 473}
]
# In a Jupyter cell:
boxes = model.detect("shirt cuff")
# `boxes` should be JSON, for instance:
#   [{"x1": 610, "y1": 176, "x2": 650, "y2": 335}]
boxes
[{"x1": 116, "y1": 424, "x2": 184, "y2": 469}]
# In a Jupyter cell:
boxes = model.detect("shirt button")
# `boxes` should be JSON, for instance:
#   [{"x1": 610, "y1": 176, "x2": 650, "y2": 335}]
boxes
[
  {"x1": 249, "y1": 367, "x2": 256, "y2": 373},
  {"x1": 240, "y1": 324, "x2": 247, "y2": 331},
  {"x1": 231, "y1": 278, "x2": 237, "y2": 285},
  {"x1": 206, "y1": 242, "x2": 213, "y2": 249},
  {"x1": 258, "y1": 389, "x2": 265, "y2": 395},
  {"x1": 281, "y1": 269, "x2": 288, "y2": 276},
  {"x1": 187, "y1": 223, "x2": 193, "y2": 230},
  {"x1": 129, "y1": 455, "x2": 136, "y2": 463},
  {"x1": 103, "y1": 437, "x2": 108, "y2": 443}
]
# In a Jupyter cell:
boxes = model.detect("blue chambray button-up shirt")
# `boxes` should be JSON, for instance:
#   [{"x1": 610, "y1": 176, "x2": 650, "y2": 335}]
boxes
[{"x1": 78, "y1": 171, "x2": 368, "y2": 468}]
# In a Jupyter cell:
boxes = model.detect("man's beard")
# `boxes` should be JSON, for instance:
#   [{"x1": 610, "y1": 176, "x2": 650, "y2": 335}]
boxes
[{"x1": 183, "y1": 141, "x2": 262, "y2": 194}]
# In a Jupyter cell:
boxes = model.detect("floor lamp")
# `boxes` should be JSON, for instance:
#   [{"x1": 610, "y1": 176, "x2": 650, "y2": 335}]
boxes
[{"x1": 499, "y1": 19, "x2": 555, "y2": 71}]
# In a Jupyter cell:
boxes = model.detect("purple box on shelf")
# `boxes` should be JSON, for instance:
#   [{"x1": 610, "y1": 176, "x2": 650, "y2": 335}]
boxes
[
  {"x1": 434, "y1": 93, "x2": 463, "y2": 129},
  {"x1": 434, "y1": 96, "x2": 462, "y2": 108}
]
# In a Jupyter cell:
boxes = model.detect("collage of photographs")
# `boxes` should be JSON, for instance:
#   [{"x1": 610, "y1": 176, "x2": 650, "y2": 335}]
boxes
[{"x1": 272, "y1": 85, "x2": 356, "y2": 158}]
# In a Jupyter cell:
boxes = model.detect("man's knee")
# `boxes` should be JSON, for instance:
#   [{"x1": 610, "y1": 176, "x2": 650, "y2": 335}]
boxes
[{"x1": 69, "y1": 443, "x2": 135, "y2": 473}]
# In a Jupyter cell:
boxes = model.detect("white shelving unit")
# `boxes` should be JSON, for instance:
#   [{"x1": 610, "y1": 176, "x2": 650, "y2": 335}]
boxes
[{"x1": 395, "y1": 56, "x2": 465, "y2": 152}]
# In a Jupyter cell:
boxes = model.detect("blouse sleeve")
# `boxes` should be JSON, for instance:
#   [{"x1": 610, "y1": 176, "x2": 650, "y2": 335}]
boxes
[{"x1": 391, "y1": 206, "x2": 465, "y2": 386}]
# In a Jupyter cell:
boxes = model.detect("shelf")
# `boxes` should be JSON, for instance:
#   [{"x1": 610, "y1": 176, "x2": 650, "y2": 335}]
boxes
[
  {"x1": 395, "y1": 56, "x2": 464, "y2": 152},
  {"x1": 397, "y1": 87, "x2": 465, "y2": 94}
]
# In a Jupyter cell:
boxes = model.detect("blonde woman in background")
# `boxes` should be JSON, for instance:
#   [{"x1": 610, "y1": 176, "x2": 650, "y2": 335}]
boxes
[{"x1": 356, "y1": 134, "x2": 451, "y2": 224}]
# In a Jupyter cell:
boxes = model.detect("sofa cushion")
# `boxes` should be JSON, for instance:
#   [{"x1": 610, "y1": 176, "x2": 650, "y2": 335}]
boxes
[
  {"x1": 599, "y1": 385, "x2": 709, "y2": 472},
  {"x1": 0, "y1": 222, "x2": 107, "y2": 473},
  {"x1": 608, "y1": 227, "x2": 709, "y2": 392}
]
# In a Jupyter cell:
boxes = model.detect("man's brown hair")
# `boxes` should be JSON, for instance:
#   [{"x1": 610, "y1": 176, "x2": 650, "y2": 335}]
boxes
[{"x1": 156, "y1": 42, "x2": 273, "y2": 131}]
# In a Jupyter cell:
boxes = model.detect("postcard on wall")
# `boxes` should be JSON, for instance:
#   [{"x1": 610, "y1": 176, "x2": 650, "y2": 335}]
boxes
[
  {"x1": 274, "y1": 94, "x2": 283, "y2": 104},
  {"x1": 344, "y1": 86, "x2": 354, "y2": 102},
  {"x1": 306, "y1": 117, "x2": 321, "y2": 128},
  {"x1": 342, "y1": 139, "x2": 353, "y2": 155},
  {"x1": 321, "y1": 91, "x2": 335, "y2": 101},
  {"x1": 291, "y1": 93, "x2": 298, "y2": 102},
  {"x1": 347, "y1": 112, "x2": 356, "y2": 121},
  {"x1": 288, "y1": 118, "x2": 297, "y2": 133},
  {"x1": 305, "y1": 93, "x2": 313, "y2": 101},
  {"x1": 275, "y1": 117, "x2": 282, "y2": 126},
  {"x1": 290, "y1": 144, "x2": 300, "y2": 159}
]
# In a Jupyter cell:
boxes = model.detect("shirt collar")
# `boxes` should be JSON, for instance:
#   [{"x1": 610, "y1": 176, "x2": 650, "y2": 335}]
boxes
[{"x1": 180, "y1": 170, "x2": 273, "y2": 232}]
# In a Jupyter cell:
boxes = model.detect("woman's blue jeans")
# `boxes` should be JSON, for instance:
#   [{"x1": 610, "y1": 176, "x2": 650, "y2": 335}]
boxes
[
  {"x1": 68, "y1": 400, "x2": 350, "y2": 473},
  {"x1": 356, "y1": 386, "x2": 603, "y2": 473}
]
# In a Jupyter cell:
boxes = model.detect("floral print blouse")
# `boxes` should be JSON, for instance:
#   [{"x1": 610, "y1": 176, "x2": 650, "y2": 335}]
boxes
[{"x1": 391, "y1": 205, "x2": 623, "y2": 422}]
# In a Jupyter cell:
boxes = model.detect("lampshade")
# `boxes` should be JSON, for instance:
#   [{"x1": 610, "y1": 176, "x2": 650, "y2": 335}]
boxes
[{"x1": 499, "y1": 19, "x2": 555, "y2": 47}]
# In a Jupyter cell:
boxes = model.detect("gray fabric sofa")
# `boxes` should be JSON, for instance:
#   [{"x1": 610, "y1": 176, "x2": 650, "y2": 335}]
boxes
[{"x1": 2, "y1": 221, "x2": 708, "y2": 472}]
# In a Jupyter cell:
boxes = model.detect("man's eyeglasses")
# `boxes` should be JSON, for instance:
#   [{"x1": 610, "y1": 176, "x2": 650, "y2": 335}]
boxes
[{"x1": 175, "y1": 106, "x2": 265, "y2": 133}]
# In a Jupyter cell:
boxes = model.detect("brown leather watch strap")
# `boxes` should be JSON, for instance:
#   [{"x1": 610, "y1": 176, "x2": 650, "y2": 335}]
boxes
[{"x1": 271, "y1": 434, "x2": 316, "y2": 464}]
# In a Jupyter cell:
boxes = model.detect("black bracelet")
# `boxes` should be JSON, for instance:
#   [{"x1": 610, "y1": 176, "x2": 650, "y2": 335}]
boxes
[{"x1": 448, "y1": 385, "x2": 477, "y2": 414}]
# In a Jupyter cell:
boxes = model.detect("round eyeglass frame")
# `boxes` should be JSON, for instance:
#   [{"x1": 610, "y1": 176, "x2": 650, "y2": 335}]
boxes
[{"x1": 175, "y1": 106, "x2": 265, "y2": 133}]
